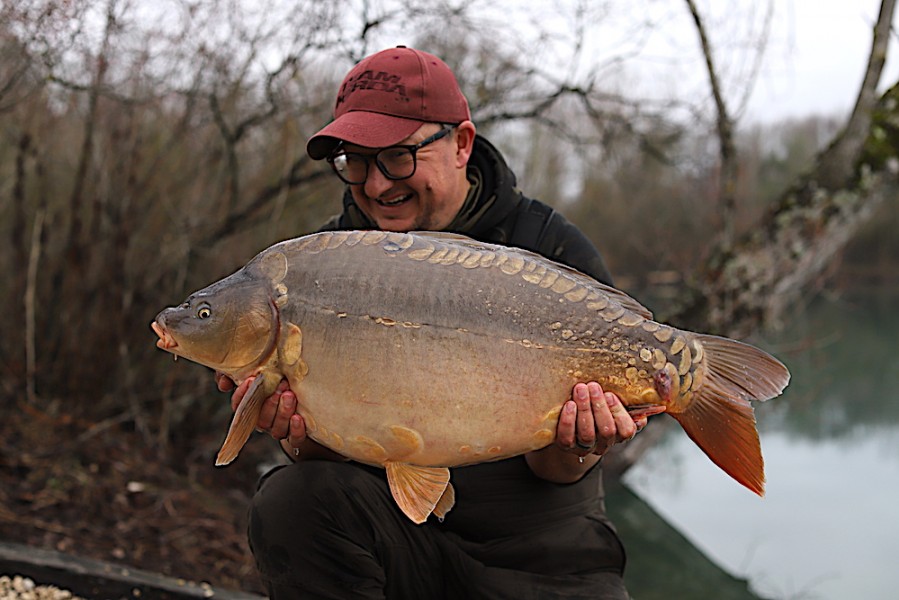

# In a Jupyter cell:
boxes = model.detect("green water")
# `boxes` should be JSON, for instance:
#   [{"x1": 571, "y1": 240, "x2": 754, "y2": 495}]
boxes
[{"x1": 612, "y1": 290, "x2": 899, "y2": 599}]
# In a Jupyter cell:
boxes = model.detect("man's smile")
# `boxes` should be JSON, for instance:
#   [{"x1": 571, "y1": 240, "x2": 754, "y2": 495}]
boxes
[{"x1": 375, "y1": 193, "x2": 413, "y2": 207}]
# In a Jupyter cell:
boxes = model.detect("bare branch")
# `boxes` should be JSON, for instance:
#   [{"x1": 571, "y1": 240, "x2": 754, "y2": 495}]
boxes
[
  {"x1": 672, "y1": 81, "x2": 899, "y2": 337},
  {"x1": 731, "y1": 0, "x2": 775, "y2": 120},
  {"x1": 197, "y1": 160, "x2": 332, "y2": 248},
  {"x1": 685, "y1": 0, "x2": 738, "y2": 249},
  {"x1": 25, "y1": 209, "x2": 45, "y2": 405},
  {"x1": 816, "y1": 0, "x2": 896, "y2": 190}
]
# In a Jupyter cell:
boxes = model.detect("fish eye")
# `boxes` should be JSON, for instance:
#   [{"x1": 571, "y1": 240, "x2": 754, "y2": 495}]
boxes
[{"x1": 197, "y1": 304, "x2": 212, "y2": 319}]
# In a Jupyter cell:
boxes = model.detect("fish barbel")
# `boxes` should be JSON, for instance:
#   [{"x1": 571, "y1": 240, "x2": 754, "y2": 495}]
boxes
[{"x1": 152, "y1": 230, "x2": 790, "y2": 523}]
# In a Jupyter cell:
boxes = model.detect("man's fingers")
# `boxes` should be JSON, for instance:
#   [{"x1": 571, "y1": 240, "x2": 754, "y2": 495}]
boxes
[
  {"x1": 286, "y1": 414, "x2": 307, "y2": 449},
  {"x1": 574, "y1": 383, "x2": 596, "y2": 450},
  {"x1": 606, "y1": 392, "x2": 638, "y2": 441},
  {"x1": 269, "y1": 391, "x2": 297, "y2": 440},
  {"x1": 592, "y1": 386, "x2": 615, "y2": 443},
  {"x1": 230, "y1": 377, "x2": 253, "y2": 412},
  {"x1": 256, "y1": 387, "x2": 282, "y2": 433},
  {"x1": 556, "y1": 382, "x2": 647, "y2": 461},
  {"x1": 556, "y1": 401, "x2": 578, "y2": 449},
  {"x1": 216, "y1": 372, "x2": 236, "y2": 393}
]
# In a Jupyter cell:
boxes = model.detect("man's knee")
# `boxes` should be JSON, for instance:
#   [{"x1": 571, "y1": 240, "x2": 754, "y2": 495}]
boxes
[
  {"x1": 250, "y1": 461, "x2": 375, "y2": 536},
  {"x1": 247, "y1": 461, "x2": 395, "y2": 592}
]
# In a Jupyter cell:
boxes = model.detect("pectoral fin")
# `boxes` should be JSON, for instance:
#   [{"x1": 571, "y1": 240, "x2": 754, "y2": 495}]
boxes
[
  {"x1": 215, "y1": 373, "x2": 272, "y2": 466},
  {"x1": 625, "y1": 404, "x2": 668, "y2": 420},
  {"x1": 385, "y1": 462, "x2": 451, "y2": 524},
  {"x1": 280, "y1": 322, "x2": 309, "y2": 378}
]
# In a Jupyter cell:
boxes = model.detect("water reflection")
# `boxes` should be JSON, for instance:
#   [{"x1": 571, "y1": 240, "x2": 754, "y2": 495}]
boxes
[
  {"x1": 605, "y1": 482, "x2": 761, "y2": 600},
  {"x1": 758, "y1": 291, "x2": 899, "y2": 440},
  {"x1": 617, "y1": 291, "x2": 899, "y2": 600}
]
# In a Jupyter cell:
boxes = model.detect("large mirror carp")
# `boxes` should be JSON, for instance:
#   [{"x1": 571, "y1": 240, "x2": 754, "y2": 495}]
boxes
[{"x1": 152, "y1": 230, "x2": 790, "y2": 523}]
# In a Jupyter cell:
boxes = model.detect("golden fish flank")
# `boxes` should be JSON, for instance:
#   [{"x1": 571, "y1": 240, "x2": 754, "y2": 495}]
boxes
[{"x1": 152, "y1": 230, "x2": 790, "y2": 525}]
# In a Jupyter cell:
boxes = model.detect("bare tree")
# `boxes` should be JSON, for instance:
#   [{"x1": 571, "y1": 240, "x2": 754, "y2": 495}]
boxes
[
  {"x1": 674, "y1": 0, "x2": 897, "y2": 337},
  {"x1": 606, "y1": 0, "x2": 898, "y2": 475}
]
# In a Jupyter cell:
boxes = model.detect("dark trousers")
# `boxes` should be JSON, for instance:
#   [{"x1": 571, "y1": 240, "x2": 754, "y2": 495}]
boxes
[{"x1": 248, "y1": 460, "x2": 629, "y2": 600}]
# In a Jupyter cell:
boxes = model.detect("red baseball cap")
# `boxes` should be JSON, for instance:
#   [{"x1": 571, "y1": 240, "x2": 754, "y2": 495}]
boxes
[{"x1": 306, "y1": 46, "x2": 471, "y2": 160}]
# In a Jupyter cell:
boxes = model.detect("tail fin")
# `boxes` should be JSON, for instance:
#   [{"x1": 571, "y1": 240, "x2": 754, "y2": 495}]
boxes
[{"x1": 669, "y1": 334, "x2": 790, "y2": 496}]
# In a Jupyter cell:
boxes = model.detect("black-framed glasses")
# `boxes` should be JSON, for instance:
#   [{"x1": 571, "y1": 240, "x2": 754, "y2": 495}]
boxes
[{"x1": 327, "y1": 125, "x2": 456, "y2": 185}]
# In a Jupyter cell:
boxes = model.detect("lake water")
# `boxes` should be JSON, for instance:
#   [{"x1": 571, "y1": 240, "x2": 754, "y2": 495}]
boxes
[{"x1": 618, "y1": 290, "x2": 899, "y2": 599}]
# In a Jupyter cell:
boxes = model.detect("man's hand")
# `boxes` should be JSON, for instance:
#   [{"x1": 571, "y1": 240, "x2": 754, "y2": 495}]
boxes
[
  {"x1": 558, "y1": 381, "x2": 646, "y2": 457},
  {"x1": 215, "y1": 372, "x2": 341, "y2": 461},
  {"x1": 526, "y1": 382, "x2": 647, "y2": 483}
]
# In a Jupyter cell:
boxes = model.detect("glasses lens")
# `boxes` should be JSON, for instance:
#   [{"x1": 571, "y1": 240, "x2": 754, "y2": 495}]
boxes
[
  {"x1": 331, "y1": 153, "x2": 368, "y2": 184},
  {"x1": 376, "y1": 147, "x2": 415, "y2": 179}
]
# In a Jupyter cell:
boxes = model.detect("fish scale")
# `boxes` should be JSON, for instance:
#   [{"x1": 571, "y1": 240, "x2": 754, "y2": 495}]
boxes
[{"x1": 153, "y1": 230, "x2": 790, "y2": 524}]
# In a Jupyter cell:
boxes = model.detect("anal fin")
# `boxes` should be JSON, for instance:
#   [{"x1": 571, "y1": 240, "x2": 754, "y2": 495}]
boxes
[{"x1": 385, "y1": 462, "x2": 451, "y2": 524}]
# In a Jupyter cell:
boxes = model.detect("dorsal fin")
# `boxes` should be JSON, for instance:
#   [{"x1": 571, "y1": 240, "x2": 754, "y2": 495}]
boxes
[{"x1": 411, "y1": 231, "x2": 474, "y2": 243}]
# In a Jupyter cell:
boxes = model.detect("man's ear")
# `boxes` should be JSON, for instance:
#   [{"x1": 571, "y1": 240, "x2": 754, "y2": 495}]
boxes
[{"x1": 453, "y1": 121, "x2": 477, "y2": 168}]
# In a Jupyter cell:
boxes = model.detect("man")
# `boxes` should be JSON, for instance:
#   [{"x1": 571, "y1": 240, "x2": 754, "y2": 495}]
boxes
[{"x1": 220, "y1": 46, "x2": 646, "y2": 599}]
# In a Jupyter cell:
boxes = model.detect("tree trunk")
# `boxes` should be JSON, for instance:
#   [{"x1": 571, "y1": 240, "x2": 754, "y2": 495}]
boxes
[
  {"x1": 673, "y1": 0, "x2": 896, "y2": 336},
  {"x1": 605, "y1": 0, "x2": 898, "y2": 476}
]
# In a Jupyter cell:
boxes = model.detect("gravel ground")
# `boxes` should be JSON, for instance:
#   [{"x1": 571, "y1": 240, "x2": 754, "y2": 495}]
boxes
[{"x1": 0, "y1": 576, "x2": 85, "y2": 600}]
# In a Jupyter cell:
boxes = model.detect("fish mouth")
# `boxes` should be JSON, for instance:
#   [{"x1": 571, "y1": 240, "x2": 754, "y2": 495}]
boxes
[{"x1": 151, "y1": 320, "x2": 179, "y2": 351}]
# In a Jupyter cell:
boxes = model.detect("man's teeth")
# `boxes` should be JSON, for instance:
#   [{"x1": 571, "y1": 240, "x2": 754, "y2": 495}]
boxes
[{"x1": 378, "y1": 194, "x2": 410, "y2": 206}]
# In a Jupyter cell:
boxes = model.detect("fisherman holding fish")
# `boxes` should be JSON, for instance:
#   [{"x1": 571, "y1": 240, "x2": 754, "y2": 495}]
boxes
[{"x1": 216, "y1": 47, "x2": 654, "y2": 598}]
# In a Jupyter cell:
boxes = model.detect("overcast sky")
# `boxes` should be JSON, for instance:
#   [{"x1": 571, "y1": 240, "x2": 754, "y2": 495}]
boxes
[
  {"x1": 499, "y1": 0, "x2": 899, "y2": 126},
  {"x1": 140, "y1": 0, "x2": 898, "y2": 127},
  {"x1": 744, "y1": 0, "x2": 898, "y2": 122}
]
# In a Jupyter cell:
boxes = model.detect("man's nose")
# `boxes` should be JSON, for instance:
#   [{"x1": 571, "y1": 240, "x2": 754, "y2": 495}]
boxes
[{"x1": 363, "y1": 163, "x2": 393, "y2": 198}]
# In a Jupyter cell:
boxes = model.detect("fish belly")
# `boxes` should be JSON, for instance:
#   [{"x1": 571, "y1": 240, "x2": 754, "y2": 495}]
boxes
[{"x1": 291, "y1": 321, "x2": 576, "y2": 468}]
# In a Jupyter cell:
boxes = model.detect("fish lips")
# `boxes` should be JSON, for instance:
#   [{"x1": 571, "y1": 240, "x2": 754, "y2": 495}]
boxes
[{"x1": 151, "y1": 317, "x2": 179, "y2": 351}]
